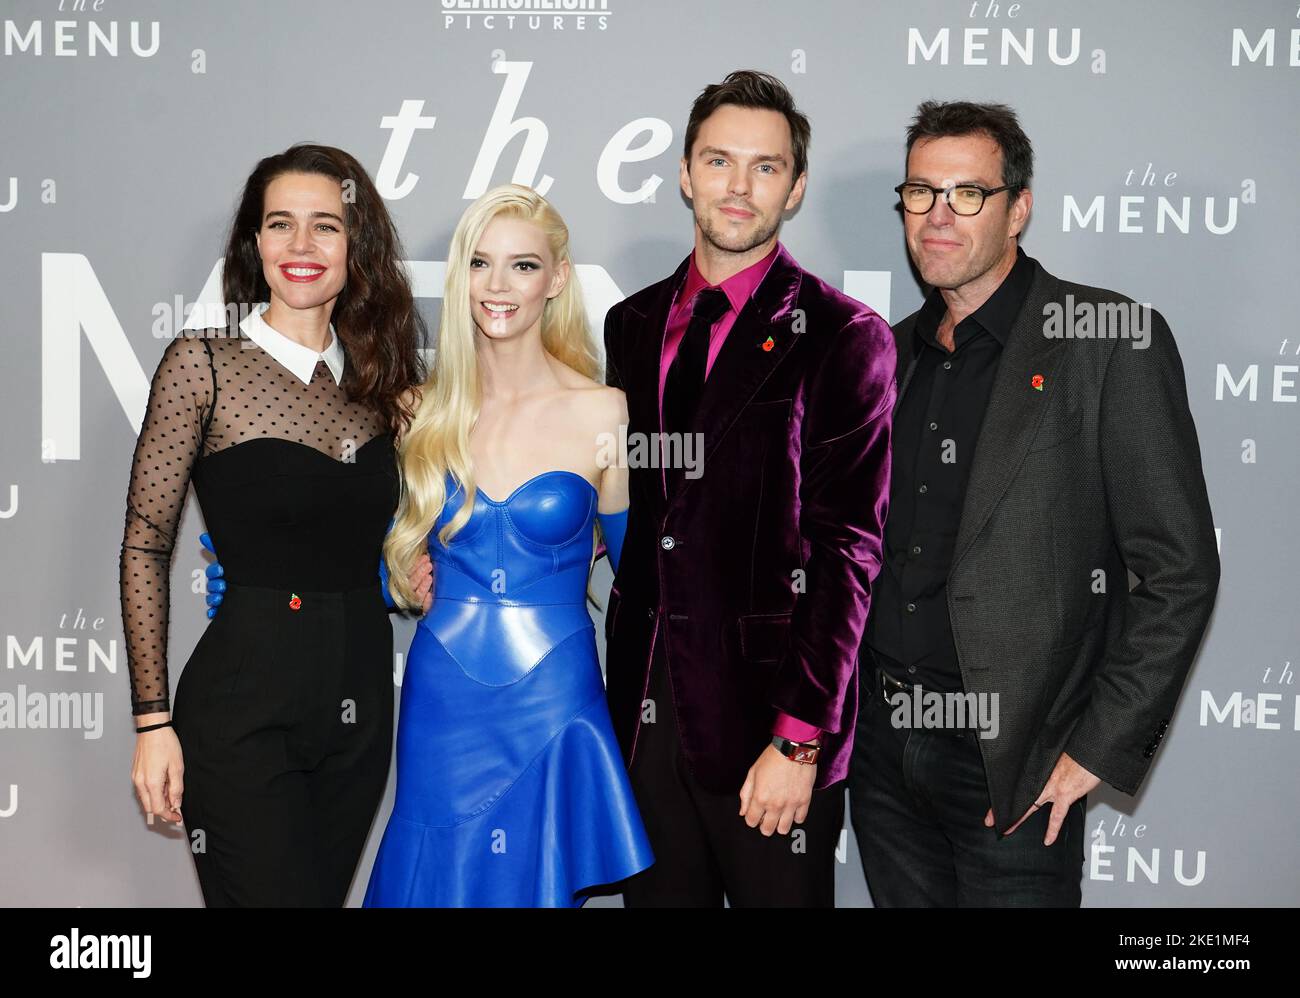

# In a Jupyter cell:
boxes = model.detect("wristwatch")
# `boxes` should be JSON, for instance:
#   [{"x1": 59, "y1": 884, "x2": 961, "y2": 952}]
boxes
[{"x1": 771, "y1": 735, "x2": 820, "y2": 765}]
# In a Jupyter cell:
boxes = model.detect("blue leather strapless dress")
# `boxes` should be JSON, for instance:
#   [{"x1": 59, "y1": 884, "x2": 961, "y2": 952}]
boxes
[{"x1": 363, "y1": 470, "x2": 653, "y2": 907}]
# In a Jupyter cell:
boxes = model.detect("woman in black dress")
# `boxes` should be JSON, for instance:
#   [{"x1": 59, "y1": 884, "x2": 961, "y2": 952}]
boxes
[{"x1": 121, "y1": 144, "x2": 425, "y2": 906}]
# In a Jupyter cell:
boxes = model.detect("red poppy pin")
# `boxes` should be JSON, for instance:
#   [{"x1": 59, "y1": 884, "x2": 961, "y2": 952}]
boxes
[
  {"x1": 289, "y1": 593, "x2": 302, "y2": 611},
  {"x1": 761, "y1": 335, "x2": 775, "y2": 352},
  {"x1": 1031, "y1": 374, "x2": 1045, "y2": 392}
]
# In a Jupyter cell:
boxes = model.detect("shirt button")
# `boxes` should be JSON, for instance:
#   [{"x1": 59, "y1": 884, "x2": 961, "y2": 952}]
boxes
[
  {"x1": 907, "y1": 665, "x2": 917, "y2": 674},
  {"x1": 660, "y1": 536, "x2": 676, "y2": 550},
  {"x1": 943, "y1": 361, "x2": 952, "y2": 370},
  {"x1": 918, "y1": 484, "x2": 928, "y2": 494},
  {"x1": 929, "y1": 421, "x2": 938, "y2": 431},
  {"x1": 911, "y1": 545, "x2": 922, "y2": 556},
  {"x1": 906, "y1": 602, "x2": 917, "y2": 613}
]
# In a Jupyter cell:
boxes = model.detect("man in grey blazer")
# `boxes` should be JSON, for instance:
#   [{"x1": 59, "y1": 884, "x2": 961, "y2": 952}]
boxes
[{"x1": 848, "y1": 100, "x2": 1220, "y2": 906}]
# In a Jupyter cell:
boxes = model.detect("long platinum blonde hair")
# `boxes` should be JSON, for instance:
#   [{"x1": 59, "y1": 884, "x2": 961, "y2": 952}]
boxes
[{"x1": 384, "y1": 184, "x2": 601, "y2": 611}]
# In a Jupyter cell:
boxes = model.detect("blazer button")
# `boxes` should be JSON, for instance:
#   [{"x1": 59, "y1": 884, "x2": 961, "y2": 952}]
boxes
[{"x1": 660, "y1": 535, "x2": 676, "y2": 550}]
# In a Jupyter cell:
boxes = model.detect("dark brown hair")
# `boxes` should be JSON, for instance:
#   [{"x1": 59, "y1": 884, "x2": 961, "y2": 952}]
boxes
[
  {"x1": 221, "y1": 143, "x2": 426, "y2": 435},
  {"x1": 905, "y1": 100, "x2": 1034, "y2": 195},
  {"x1": 683, "y1": 70, "x2": 810, "y2": 180}
]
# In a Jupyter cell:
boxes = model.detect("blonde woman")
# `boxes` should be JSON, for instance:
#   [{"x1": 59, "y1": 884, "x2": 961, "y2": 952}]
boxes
[{"x1": 363, "y1": 185, "x2": 652, "y2": 906}]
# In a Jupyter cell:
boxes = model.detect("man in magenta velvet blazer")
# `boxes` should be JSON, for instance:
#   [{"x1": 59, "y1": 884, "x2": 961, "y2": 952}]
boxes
[{"x1": 602, "y1": 71, "x2": 896, "y2": 906}]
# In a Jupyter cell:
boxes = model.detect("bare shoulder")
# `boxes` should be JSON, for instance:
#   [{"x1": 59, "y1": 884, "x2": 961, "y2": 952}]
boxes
[
  {"x1": 553, "y1": 363, "x2": 625, "y2": 423},
  {"x1": 568, "y1": 380, "x2": 626, "y2": 435}
]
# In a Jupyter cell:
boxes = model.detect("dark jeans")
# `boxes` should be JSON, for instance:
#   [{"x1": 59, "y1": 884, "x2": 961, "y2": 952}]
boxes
[{"x1": 848, "y1": 664, "x2": 1085, "y2": 907}]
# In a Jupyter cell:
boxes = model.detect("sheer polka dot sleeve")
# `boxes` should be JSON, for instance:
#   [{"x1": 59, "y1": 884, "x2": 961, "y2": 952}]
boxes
[{"x1": 119, "y1": 335, "x2": 215, "y2": 716}]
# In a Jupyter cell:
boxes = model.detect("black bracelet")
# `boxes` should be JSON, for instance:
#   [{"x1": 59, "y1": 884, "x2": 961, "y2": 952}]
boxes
[{"x1": 135, "y1": 720, "x2": 173, "y2": 733}]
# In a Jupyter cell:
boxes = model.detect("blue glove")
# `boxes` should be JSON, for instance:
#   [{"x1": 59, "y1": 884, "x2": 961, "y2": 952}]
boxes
[
  {"x1": 200, "y1": 532, "x2": 226, "y2": 619},
  {"x1": 378, "y1": 516, "x2": 397, "y2": 609},
  {"x1": 595, "y1": 508, "x2": 628, "y2": 573},
  {"x1": 378, "y1": 554, "x2": 396, "y2": 610}
]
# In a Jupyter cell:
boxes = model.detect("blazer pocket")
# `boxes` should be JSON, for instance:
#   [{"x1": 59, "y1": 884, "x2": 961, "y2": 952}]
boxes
[
  {"x1": 1049, "y1": 620, "x2": 1101, "y2": 656},
  {"x1": 1027, "y1": 412, "x2": 1083, "y2": 454},
  {"x1": 744, "y1": 397, "x2": 794, "y2": 422},
  {"x1": 738, "y1": 611, "x2": 792, "y2": 664}
]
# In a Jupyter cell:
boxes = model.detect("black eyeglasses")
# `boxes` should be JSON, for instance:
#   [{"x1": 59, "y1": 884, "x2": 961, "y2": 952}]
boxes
[{"x1": 894, "y1": 182, "x2": 1019, "y2": 216}]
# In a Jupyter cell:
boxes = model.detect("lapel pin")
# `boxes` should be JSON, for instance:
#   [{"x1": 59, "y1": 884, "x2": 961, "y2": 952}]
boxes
[
  {"x1": 289, "y1": 593, "x2": 302, "y2": 611},
  {"x1": 761, "y1": 335, "x2": 775, "y2": 352},
  {"x1": 1031, "y1": 374, "x2": 1045, "y2": 392}
]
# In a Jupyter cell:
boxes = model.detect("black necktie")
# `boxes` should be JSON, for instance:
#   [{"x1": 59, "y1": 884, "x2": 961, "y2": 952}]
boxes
[{"x1": 663, "y1": 287, "x2": 730, "y2": 439}]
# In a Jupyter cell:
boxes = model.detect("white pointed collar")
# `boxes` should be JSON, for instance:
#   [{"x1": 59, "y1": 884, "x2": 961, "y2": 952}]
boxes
[{"x1": 239, "y1": 302, "x2": 345, "y2": 386}]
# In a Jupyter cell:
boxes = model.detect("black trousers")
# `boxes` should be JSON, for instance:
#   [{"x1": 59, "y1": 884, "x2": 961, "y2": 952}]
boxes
[
  {"x1": 171, "y1": 583, "x2": 394, "y2": 907},
  {"x1": 620, "y1": 641, "x2": 844, "y2": 907},
  {"x1": 848, "y1": 658, "x2": 1085, "y2": 907}
]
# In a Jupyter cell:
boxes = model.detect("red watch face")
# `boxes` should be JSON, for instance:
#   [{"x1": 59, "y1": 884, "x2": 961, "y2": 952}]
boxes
[{"x1": 792, "y1": 745, "x2": 819, "y2": 764}]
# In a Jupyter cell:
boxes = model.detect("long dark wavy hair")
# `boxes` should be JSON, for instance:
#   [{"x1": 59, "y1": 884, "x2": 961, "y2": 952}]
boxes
[{"x1": 221, "y1": 143, "x2": 426, "y2": 435}]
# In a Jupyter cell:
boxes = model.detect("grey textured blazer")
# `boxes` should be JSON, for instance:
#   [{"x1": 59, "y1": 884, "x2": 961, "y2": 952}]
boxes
[{"x1": 887, "y1": 253, "x2": 1220, "y2": 834}]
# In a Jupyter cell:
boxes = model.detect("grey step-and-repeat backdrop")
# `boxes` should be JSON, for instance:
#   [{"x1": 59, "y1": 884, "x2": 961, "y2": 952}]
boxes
[{"x1": 1, "y1": 0, "x2": 1296, "y2": 907}]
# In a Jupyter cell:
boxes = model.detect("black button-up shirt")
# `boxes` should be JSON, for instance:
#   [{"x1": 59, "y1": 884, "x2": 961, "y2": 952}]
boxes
[{"x1": 865, "y1": 247, "x2": 1034, "y2": 692}]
